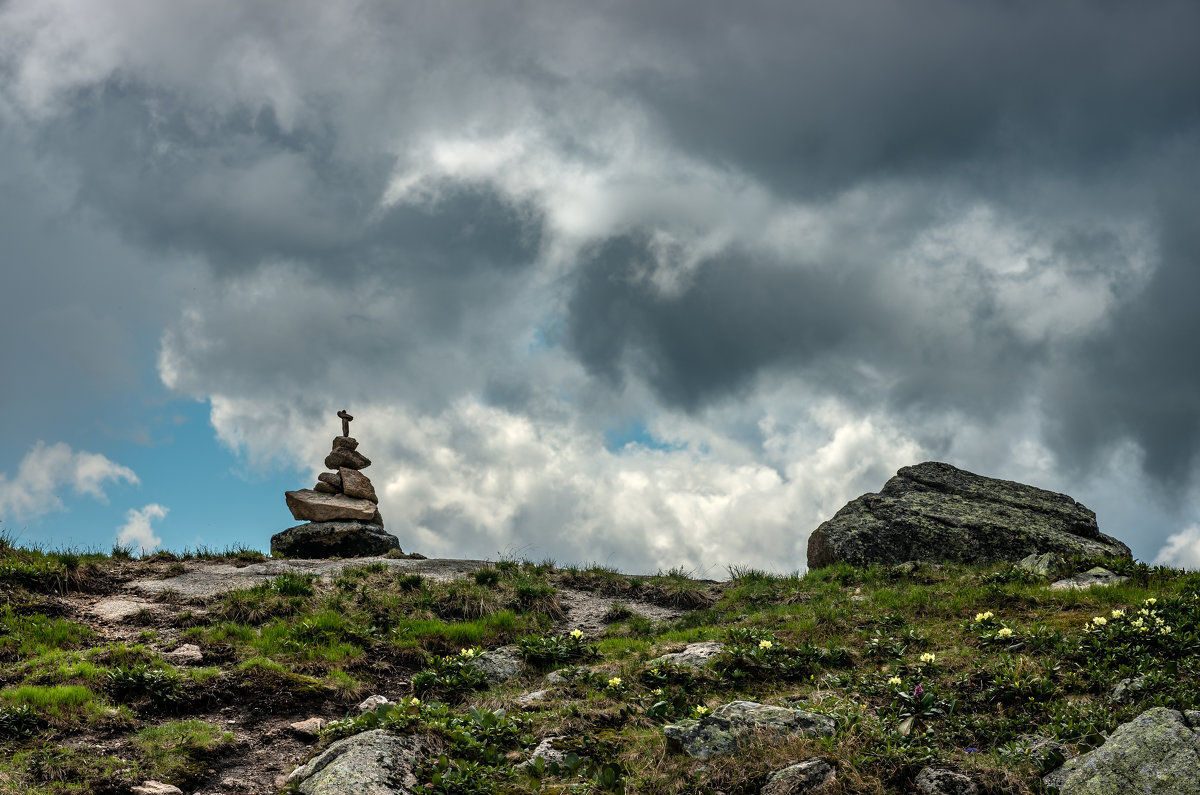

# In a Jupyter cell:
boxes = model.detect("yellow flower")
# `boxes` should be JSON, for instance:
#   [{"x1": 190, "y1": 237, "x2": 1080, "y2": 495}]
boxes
[
  {"x1": 460, "y1": 647, "x2": 477, "y2": 658},
  {"x1": 996, "y1": 628, "x2": 1013, "y2": 638},
  {"x1": 1092, "y1": 617, "x2": 1107, "y2": 626},
  {"x1": 410, "y1": 697, "x2": 421, "y2": 707},
  {"x1": 1160, "y1": 626, "x2": 1172, "y2": 634},
  {"x1": 1110, "y1": 609, "x2": 1124, "y2": 619},
  {"x1": 919, "y1": 652, "x2": 936, "y2": 664},
  {"x1": 570, "y1": 629, "x2": 584, "y2": 639},
  {"x1": 607, "y1": 677, "x2": 622, "y2": 688},
  {"x1": 887, "y1": 676, "x2": 902, "y2": 686},
  {"x1": 974, "y1": 611, "x2": 995, "y2": 623},
  {"x1": 1143, "y1": 598, "x2": 1157, "y2": 606},
  {"x1": 694, "y1": 705, "x2": 710, "y2": 716},
  {"x1": 758, "y1": 640, "x2": 774, "y2": 650},
  {"x1": 652, "y1": 688, "x2": 664, "y2": 696}
]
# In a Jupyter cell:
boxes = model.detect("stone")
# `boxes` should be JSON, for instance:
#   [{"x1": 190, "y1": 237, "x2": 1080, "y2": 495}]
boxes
[
  {"x1": 319, "y1": 471, "x2": 344, "y2": 490},
  {"x1": 1050, "y1": 567, "x2": 1130, "y2": 590},
  {"x1": 650, "y1": 642, "x2": 725, "y2": 668},
  {"x1": 325, "y1": 448, "x2": 372, "y2": 471},
  {"x1": 314, "y1": 481, "x2": 339, "y2": 494},
  {"x1": 665, "y1": 701, "x2": 835, "y2": 759},
  {"x1": 357, "y1": 695, "x2": 393, "y2": 713},
  {"x1": 807, "y1": 462, "x2": 1131, "y2": 569},
  {"x1": 286, "y1": 490, "x2": 379, "y2": 523},
  {"x1": 520, "y1": 736, "x2": 571, "y2": 769},
  {"x1": 1043, "y1": 707, "x2": 1200, "y2": 794},
  {"x1": 163, "y1": 643, "x2": 203, "y2": 665},
  {"x1": 290, "y1": 717, "x2": 327, "y2": 737},
  {"x1": 1110, "y1": 675, "x2": 1149, "y2": 702},
  {"x1": 271, "y1": 521, "x2": 400, "y2": 558},
  {"x1": 1016, "y1": 552, "x2": 1066, "y2": 579},
  {"x1": 761, "y1": 758, "x2": 837, "y2": 795},
  {"x1": 473, "y1": 645, "x2": 525, "y2": 685},
  {"x1": 341, "y1": 467, "x2": 379, "y2": 503},
  {"x1": 332, "y1": 436, "x2": 359, "y2": 451},
  {"x1": 516, "y1": 689, "x2": 551, "y2": 708},
  {"x1": 132, "y1": 783, "x2": 183, "y2": 795},
  {"x1": 915, "y1": 767, "x2": 978, "y2": 795},
  {"x1": 545, "y1": 667, "x2": 593, "y2": 685},
  {"x1": 285, "y1": 728, "x2": 422, "y2": 794}
]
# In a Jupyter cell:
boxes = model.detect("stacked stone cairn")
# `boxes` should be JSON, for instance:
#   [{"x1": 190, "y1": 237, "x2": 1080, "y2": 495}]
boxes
[{"x1": 270, "y1": 410, "x2": 402, "y2": 558}]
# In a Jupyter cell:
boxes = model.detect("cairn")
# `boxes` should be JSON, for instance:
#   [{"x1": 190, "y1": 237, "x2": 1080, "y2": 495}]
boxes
[{"x1": 271, "y1": 410, "x2": 402, "y2": 558}]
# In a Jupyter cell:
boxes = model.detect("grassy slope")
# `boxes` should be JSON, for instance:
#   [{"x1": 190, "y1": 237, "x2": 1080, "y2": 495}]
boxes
[{"x1": 0, "y1": 535, "x2": 1197, "y2": 794}]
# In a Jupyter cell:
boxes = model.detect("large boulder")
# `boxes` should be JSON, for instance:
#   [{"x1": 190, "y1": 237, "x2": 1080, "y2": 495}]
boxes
[
  {"x1": 1043, "y1": 707, "x2": 1200, "y2": 794},
  {"x1": 272, "y1": 521, "x2": 400, "y2": 558},
  {"x1": 285, "y1": 729, "x2": 423, "y2": 794},
  {"x1": 807, "y1": 462, "x2": 1130, "y2": 569},
  {"x1": 286, "y1": 489, "x2": 379, "y2": 523}
]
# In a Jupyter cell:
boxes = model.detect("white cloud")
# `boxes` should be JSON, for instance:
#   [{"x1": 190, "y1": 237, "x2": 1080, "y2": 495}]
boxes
[
  {"x1": 116, "y1": 503, "x2": 169, "y2": 554},
  {"x1": 0, "y1": 441, "x2": 139, "y2": 520},
  {"x1": 1154, "y1": 525, "x2": 1200, "y2": 571}
]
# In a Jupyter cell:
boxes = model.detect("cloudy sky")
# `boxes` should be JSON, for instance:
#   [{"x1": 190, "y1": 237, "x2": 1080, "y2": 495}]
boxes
[{"x1": 2, "y1": 1, "x2": 1199, "y2": 574}]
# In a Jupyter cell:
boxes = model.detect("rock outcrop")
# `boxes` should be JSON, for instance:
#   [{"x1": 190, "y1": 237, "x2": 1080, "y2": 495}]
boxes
[
  {"x1": 1043, "y1": 707, "x2": 1200, "y2": 794},
  {"x1": 272, "y1": 410, "x2": 401, "y2": 558},
  {"x1": 807, "y1": 462, "x2": 1130, "y2": 569},
  {"x1": 664, "y1": 700, "x2": 836, "y2": 760},
  {"x1": 285, "y1": 729, "x2": 423, "y2": 794}
]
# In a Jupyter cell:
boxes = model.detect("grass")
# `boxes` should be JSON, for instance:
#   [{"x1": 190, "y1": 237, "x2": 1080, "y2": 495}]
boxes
[{"x1": 1, "y1": 541, "x2": 1198, "y2": 793}]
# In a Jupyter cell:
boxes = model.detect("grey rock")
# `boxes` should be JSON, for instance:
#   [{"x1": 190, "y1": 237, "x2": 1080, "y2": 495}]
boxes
[
  {"x1": 1012, "y1": 735, "x2": 1073, "y2": 769},
  {"x1": 665, "y1": 701, "x2": 835, "y2": 759},
  {"x1": 163, "y1": 643, "x2": 203, "y2": 665},
  {"x1": 516, "y1": 689, "x2": 551, "y2": 708},
  {"x1": 663, "y1": 716, "x2": 737, "y2": 760},
  {"x1": 290, "y1": 717, "x2": 327, "y2": 737},
  {"x1": 521, "y1": 735, "x2": 571, "y2": 768},
  {"x1": 314, "y1": 481, "x2": 339, "y2": 494},
  {"x1": 271, "y1": 521, "x2": 400, "y2": 558},
  {"x1": 318, "y1": 471, "x2": 344, "y2": 490},
  {"x1": 286, "y1": 728, "x2": 422, "y2": 794},
  {"x1": 132, "y1": 783, "x2": 183, "y2": 795},
  {"x1": 286, "y1": 489, "x2": 379, "y2": 523},
  {"x1": 473, "y1": 646, "x2": 525, "y2": 684},
  {"x1": 341, "y1": 467, "x2": 379, "y2": 503},
  {"x1": 807, "y1": 462, "x2": 1130, "y2": 569},
  {"x1": 761, "y1": 758, "x2": 836, "y2": 794},
  {"x1": 650, "y1": 642, "x2": 725, "y2": 668},
  {"x1": 325, "y1": 448, "x2": 372, "y2": 471},
  {"x1": 1050, "y1": 567, "x2": 1130, "y2": 591},
  {"x1": 915, "y1": 767, "x2": 978, "y2": 795},
  {"x1": 357, "y1": 695, "x2": 394, "y2": 713},
  {"x1": 332, "y1": 436, "x2": 359, "y2": 451},
  {"x1": 1016, "y1": 552, "x2": 1066, "y2": 579},
  {"x1": 545, "y1": 667, "x2": 593, "y2": 685},
  {"x1": 1043, "y1": 707, "x2": 1200, "y2": 794},
  {"x1": 1185, "y1": 710, "x2": 1200, "y2": 729}
]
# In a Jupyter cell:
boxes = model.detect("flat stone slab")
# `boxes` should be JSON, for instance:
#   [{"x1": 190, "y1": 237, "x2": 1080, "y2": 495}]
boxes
[
  {"x1": 1050, "y1": 567, "x2": 1130, "y2": 590},
  {"x1": 286, "y1": 490, "x2": 379, "y2": 523},
  {"x1": 649, "y1": 642, "x2": 725, "y2": 668},
  {"x1": 132, "y1": 558, "x2": 488, "y2": 600}
]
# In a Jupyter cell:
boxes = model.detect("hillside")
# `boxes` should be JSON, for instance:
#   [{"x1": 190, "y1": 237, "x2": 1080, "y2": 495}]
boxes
[{"x1": 0, "y1": 537, "x2": 1197, "y2": 794}]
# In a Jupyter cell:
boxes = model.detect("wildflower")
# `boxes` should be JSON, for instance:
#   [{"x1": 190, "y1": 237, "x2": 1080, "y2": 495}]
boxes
[
  {"x1": 693, "y1": 705, "x2": 710, "y2": 717},
  {"x1": 758, "y1": 639, "x2": 774, "y2": 650},
  {"x1": 1138, "y1": 608, "x2": 1151, "y2": 616},
  {"x1": 607, "y1": 677, "x2": 622, "y2": 688},
  {"x1": 1144, "y1": 597, "x2": 1157, "y2": 606},
  {"x1": 913, "y1": 684, "x2": 925, "y2": 698},
  {"x1": 460, "y1": 647, "x2": 476, "y2": 658},
  {"x1": 1131, "y1": 618, "x2": 1144, "y2": 627},
  {"x1": 570, "y1": 629, "x2": 584, "y2": 640},
  {"x1": 1111, "y1": 609, "x2": 1124, "y2": 619},
  {"x1": 887, "y1": 676, "x2": 902, "y2": 686},
  {"x1": 652, "y1": 688, "x2": 664, "y2": 696},
  {"x1": 997, "y1": 628, "x2": 1013, "y2": 638},
  {"x1": 410, "y1": 697, "x2": 421, "y2": 707},
  {"x1": 974, "y1": 611, "x2": 995, "y2": 623},
  {"x1": 1139, "y1": 626, "x2": 1150, "y2": 633},
  {"x1": 919, "y1": 652, "x2": 936, "y2": 664},
  {"x1": 966, "y1": 748, "x2": 979, "y2": 753},
  {"x1": 1092, "y1": 617, "x2": 1107, "y2": 626},
  {"x1": 1160, "y1": 626, "x2": 1172, "y2": 635}
]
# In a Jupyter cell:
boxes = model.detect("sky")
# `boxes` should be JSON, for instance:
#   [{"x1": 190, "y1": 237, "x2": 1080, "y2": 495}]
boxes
[{"x1": 2, "y1": 0, "x2": 1199, "y2": 575}]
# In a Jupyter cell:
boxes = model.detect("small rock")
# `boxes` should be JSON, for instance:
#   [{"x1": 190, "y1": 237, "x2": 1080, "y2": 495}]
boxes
[
  {"x1": 340, "y1": 467, "x2": 379, "y2": 503},
  {"x1": 665, "y1": 701, "x2": 835, "y2": 759},
  {"x1": 219, "y1": 777, "x2": 251, "y2": 791},
  {"x1": 289, "y1": 717, "x2": 327, "y2": 737},
  {"x1": 332, "y1": 436, "x2": 359, "y2": 451},
  {"x1": 357, "y1": 694, "x2": 393, "y2": 713},
  {"x1": 915, "y1": 767, "x2": 978, "y2": 795},
  {"x1": 313, "y1": 481, "x2": 339, "y2": 494},
  {"x1": 545, "y1": 667, "x2": 593, "y2": 684},
  {"x1": 1050, "y1": 567, "x2": 1130, "y2": 590},
  {"x1": 761, "y1": 758, "x2": 837, "y2": 794},
  {"x1": 1111, "y1": 675, "x2": 1149, "y2": 702},
  {"x1": 1016, "y1": 552, "x2": 1065, "y2": 579},
  {"x1": 132, "y1": 783, "x2": 184, "y2": 795},
  {"x1": 521, "y1": 735, "x2": 571, "y2": 768},
  {"x1": 473, "y1": 646, "x2": 525, "y2": 685},
  {"x1": 516, "y1": 689, "x2": 551, "y2": 707},
  {"x1": 325, "y1": 448, "x2": 372, "y2": 471},
  {"x1": 650, "y1": 642, "x2": 725, "y2": 668},
  {"x1": 318, "y1": 471, "x2": 344, "y2": 489},
  {"x1": 163, "y1": 643, "x2": 203, "y2": 665}
]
